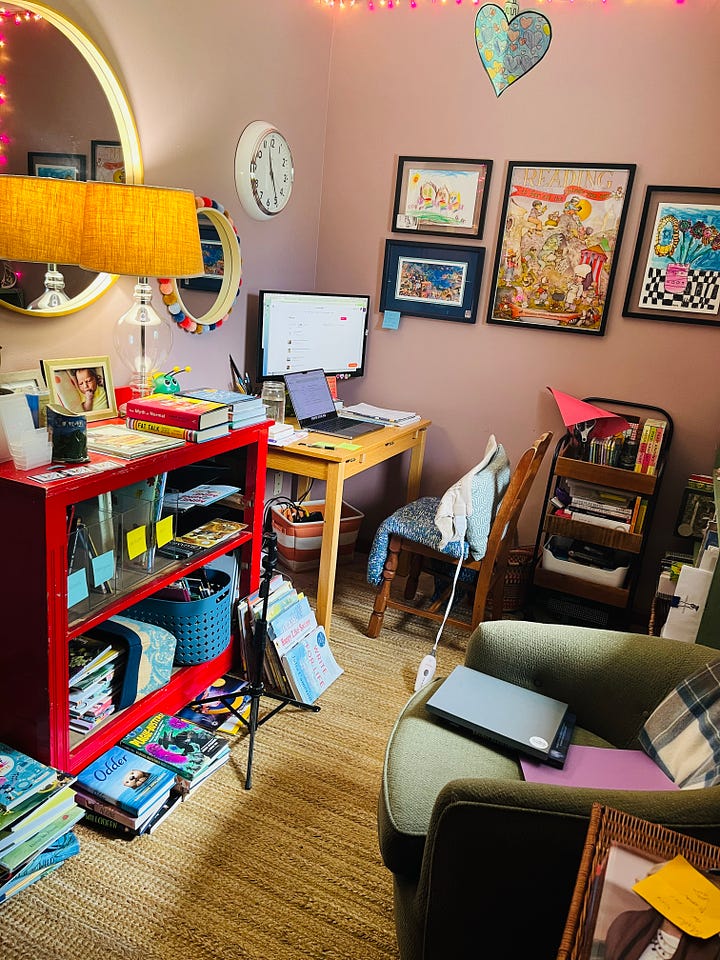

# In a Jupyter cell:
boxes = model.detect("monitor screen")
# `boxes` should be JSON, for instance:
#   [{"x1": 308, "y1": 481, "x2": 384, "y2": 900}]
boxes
[{"x1": 256, "y1": 290, "x2": 370, "y2": 382}]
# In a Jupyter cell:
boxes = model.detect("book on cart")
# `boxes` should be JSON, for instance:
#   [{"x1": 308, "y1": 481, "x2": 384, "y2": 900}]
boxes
[
  {"x1": 125, "y1": 393, "x2": 229, "y2": 430},
  {"x1": 86, "y1": 423, "x2": 185, "y2": 459},
  {"x1": 126, "y1": 418, "x2": 230, "y2": 443}
]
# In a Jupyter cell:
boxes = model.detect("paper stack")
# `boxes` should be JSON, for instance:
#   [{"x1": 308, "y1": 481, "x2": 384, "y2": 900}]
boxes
[{"x1": 342, "y1": 402, "x2": 420, "y2": 427}]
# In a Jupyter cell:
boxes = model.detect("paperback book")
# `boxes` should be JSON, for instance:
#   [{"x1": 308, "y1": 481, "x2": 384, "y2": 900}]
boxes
[
  {"x1": 173, "y1": 518, "x2": 247, "y2": 549},
  {"x1": 0, "y1": 803, "x2": 84, "y2": 874},
  {"x1": 0, "y1": 830, "x2": 80, "y2": 903},
  {"x1": 0, "y1": 786, "x2": 78, "y2": 856},
  {"x1": 86, "y1": 423, "x2": 185, "y2": 459},
  {"x1": 0, "y1": 744, "x2": 59, "y2": 813},
  {"x1": 126, "y1": 418, "x2": 230, "y2": 443},
  {"x1": 125, "y1": 393, "x2": 229, "y2": 430},
  {"x1": 74, "y1": 745, "x2": 177, "y2": 818},
  {"x1": 120, "y1": 713, "x2": 230, "y2": 781},
  {"x1": 163, "y1": 484, "x2": 241, "y2": 512},
  {"x1": 280, "y1": 625, "x2": 343, "y2": 705}
]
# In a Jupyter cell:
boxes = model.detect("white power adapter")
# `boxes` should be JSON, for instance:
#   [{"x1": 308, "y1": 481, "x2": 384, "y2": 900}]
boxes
[{"x1": 414, "y1": 653, "x2": 437, "y2": 692}]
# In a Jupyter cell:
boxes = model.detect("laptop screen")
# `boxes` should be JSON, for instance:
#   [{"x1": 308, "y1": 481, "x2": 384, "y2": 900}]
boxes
[{"x1": 284, "y1": 369, "x2": 335, "y2": 424}]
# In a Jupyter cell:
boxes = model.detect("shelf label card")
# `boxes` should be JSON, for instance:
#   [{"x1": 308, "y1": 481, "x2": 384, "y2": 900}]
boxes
[
  {"x1": 156, "y1": 515, "x2": 174, "y2": 548},
  {"x1": 67, "y1": 569, "x2": 89, "y2": 608},
  {"x1": 126, "y1": 525, "x2": 147, "y2": 560},
  {"x1": 91, "y1": 550, "x2": 115, "y2": 588}
]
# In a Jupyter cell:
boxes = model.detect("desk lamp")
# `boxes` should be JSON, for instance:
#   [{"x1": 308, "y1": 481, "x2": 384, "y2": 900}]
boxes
[
  {"x1": 79, "y1": 182, "x2": 203, "y2": 399},
  {"x1": 0, "y1": 175, "x2": 86, "y2": 309}
]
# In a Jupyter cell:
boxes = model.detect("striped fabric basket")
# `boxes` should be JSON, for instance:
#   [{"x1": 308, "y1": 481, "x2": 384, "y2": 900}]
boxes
[{"x1": 271, "y1": 500, "x2": 364, "y2": 572}]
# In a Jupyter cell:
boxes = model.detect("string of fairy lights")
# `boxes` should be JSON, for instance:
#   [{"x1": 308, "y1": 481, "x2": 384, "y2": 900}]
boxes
[{"x1": 0, "y1": 9, "x2": 44, "y2": 168}]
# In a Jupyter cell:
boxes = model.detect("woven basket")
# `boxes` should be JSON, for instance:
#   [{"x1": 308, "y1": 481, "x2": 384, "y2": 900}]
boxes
[
  {"x1": 486, "y1": 545, "x2": 536, "y2": 614},
  {"x1": 126, "y1": 568, "x2": 232, "y2": 666}
]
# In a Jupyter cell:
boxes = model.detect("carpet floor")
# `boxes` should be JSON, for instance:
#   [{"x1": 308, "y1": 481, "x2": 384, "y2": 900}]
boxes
[{"x1": 3, "y1": 557, "x2": 472, "y2": 960}]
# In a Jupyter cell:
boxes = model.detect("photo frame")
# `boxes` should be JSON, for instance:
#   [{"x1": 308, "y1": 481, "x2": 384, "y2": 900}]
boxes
[
  {"x1": 558, "y1": 804, "x2": 720, "y2": 960},
  {"x1": 623, "y1": 185, "x2": 720, "y2": 327},
  {"x1": 379, "y1": 239, "x2": 485, "y2": 323},
  {"x1": 179, "y1": 219, "x2": 223, "y2": 293},
  {"x1": 391, "y1": 156, "x2": 493, "y2": 238},
  {"x1": 27, "y1": 151, "x2": 86, "y2": 181},
  {"x1": 0, "y1": 367, "x2": 45, "y2": 394},
  {"x1": 42, "y1": 356, "x2": 117, "y2": 422},
  {"x1": 487, "y1": 161, "x2": 636, "y2": 336},
  {"x1": 90, "y1": 139, "x2": 124, "y2": 183}
]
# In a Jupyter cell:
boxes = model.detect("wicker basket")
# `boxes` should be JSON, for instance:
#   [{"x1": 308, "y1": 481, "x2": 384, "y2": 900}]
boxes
[
  {"x1": 126, "y1": 568, "x2": 232, "y2": 666},
  {"x1": 485, "y1": 545, "x2": 536, "y2": 614}
]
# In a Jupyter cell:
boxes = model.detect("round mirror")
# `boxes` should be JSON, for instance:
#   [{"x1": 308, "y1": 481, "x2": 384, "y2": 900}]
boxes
[{"x1": 0, "y1": 2, "x2": 142, "y2": 317}]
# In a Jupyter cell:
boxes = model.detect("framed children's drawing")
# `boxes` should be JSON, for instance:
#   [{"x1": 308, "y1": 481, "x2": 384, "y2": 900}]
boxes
[
  {"x1": 392, "y1": 156, "x2": 493, "y2": 238},
  {"x1": 623, "y1": 185, "x2": 720, "y2": 327},
  {"x1": 486, "y1": 161, "x2": 636, "y2": 336},
  {"x1": 379, "y1": 239, "x2": 485, "y2": 323}
]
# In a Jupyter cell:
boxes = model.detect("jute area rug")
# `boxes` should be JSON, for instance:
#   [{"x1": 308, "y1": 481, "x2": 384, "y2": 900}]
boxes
[{"x1": 3, "y1": 557, "x2": 470, "y2": 960}]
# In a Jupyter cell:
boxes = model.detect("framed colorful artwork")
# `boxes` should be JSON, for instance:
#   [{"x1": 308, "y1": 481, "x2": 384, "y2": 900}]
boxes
[
  {"x1": 486, "y1": 161, "x2": 636, "y2": 336},
  {"x1": 179, "y1": 219, "x2": 224, "y2": 293},
  {"x1": 623, "y1": 185, "x2": 720, "y2": 327},
  {"x1": 379, "y1": 239, "x2": 485, "y2": 323},
  {"x1": 27, "y1": 151, "x2": 86, "y2": 181},
  {"x1": 91, "y1": 140, "x2": 124, "y2": 183},
  {"x1": 391, "y1": 156, "x2": 493, "y2": 238}
]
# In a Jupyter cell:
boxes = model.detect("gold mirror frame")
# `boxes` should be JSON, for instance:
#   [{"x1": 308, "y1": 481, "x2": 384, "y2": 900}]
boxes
[{"x1": 1, "y1": 2, "x2": 143, "y2": 318}]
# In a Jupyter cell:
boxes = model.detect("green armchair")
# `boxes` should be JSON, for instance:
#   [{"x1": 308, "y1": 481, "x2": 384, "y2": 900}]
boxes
[{"x1": 378, "y1": 620, "x2": 720, "y2": 960}]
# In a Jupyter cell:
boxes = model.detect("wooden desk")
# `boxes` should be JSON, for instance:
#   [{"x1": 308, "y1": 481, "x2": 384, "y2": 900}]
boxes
[{"x1": 266, "y1": 418, "x2": 431, "y2": 635}]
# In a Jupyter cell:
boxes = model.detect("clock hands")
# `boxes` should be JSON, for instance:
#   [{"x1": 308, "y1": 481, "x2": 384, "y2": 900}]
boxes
[{"x1": 268, "y1": 150, "x2": 278, "y2": 205}]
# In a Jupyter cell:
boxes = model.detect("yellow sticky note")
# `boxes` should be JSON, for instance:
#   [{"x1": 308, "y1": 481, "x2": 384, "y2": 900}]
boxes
[
  {"x1": 155, "y1": 515, "x2": 174, "y2": 548},
  {"x1": 126, "y1": 525, "x2": 147, "y2": 560},
  {"x1": 633, "y1": 855, "x2": 720, "y2": 938}
]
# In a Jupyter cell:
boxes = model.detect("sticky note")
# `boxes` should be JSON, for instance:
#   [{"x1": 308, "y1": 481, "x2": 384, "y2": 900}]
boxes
[
  {"x1": 633, "y1": 855, "x2": 720, "y2": 938},
  {"x1": 126, "y1": 525, "x2": 147, "y2": 560},
  {"x1": 156, "y1": 515, "x2": 174, "y2": 548},
  {"x1": 91, "y1": 550, "x2": 115, "y2": 588},
  {"x1": 337, "y1": 442, "x2": 361, "y2": 450},
  {"x1": 382, "y1": 310, "x2": 401, "y2": 329},
  {"x1": 67, "y1": 569, "x2": 89, "y2": 608}
]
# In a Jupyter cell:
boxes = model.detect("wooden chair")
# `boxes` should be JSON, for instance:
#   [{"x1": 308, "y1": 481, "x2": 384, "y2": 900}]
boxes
[{"x1": 366, "y1": 432, "x2": 552, "y2": 638}]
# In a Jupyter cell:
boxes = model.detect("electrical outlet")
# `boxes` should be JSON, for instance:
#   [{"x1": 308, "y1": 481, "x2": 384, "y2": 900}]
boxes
[{"x1": 273, "y1": 472, "x2": 283, "y2": 496}]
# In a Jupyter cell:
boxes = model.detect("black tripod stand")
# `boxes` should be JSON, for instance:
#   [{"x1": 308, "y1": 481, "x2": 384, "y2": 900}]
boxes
[{"x1": 191, "y1": 529, "x2": 319, "y2": 790}]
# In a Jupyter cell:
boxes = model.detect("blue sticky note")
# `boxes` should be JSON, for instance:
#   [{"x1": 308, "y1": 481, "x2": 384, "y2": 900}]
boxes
[
  {"x1": 382, "y1": 310, "x2": 401, "y2": 329},
  {"x1": 91, "y1": 549, "x2": 115, "y2": 588},
  {"x1": 67, "y1": 569, "x2": 89, "y2": 608}
]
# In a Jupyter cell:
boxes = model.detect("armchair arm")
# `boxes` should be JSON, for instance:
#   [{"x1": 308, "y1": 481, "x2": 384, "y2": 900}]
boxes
[{"x1": 465, "y1": 621, "x2": 720, "y2": 748}]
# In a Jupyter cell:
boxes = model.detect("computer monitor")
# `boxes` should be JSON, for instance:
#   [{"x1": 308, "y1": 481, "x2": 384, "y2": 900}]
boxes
[{"x1": 256, "y1": 290, "x2": 370, "y2": 383}]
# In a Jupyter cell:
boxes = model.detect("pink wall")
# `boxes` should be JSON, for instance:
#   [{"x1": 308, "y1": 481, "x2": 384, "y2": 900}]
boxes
[{"x1": 0, "y1": 0, "x2": 718, "y2": 615}]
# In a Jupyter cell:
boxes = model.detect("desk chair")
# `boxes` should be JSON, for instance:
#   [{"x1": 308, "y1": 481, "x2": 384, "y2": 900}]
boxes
[{"x1": 365, "y1": 432, "x2": 552, "y2": 637}]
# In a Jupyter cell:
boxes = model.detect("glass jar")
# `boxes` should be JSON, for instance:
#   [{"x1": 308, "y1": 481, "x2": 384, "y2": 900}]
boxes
[{"x1": 261, "y1": 381, "x2": 286, "y2": 424}]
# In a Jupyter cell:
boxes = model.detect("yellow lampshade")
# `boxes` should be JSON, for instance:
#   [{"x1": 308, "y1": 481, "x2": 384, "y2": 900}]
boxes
[
  {"x1": 79, "y1": 182, "x2": 204, "y2": 278},
  {"x1": 0, "y1": 175, "x2": 85, "y2": 264}
]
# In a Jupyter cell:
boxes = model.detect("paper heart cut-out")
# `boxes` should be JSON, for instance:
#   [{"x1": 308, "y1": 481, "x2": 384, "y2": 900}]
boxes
[{"x1": 475, "y1": 3, "x2": 552, "y2": 97}]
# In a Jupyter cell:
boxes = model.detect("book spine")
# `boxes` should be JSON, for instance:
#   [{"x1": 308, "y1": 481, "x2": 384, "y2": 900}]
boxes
[
  {"x1": 127, "y1": 418, "x2": 197, "y2": 441},
  {"x1": 125, "y1": 403, "x2": 202, "y2": 430}
]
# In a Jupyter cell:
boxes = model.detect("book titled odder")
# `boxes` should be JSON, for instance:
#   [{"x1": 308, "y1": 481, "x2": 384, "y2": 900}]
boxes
[{"x1": 75, "y1": 745, "x2": 176, "y2": 818}]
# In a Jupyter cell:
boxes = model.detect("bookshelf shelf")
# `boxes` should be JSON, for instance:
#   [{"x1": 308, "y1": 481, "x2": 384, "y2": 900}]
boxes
[{"x1": 0, "y1": 422, "x2": 268, "y2": 775}]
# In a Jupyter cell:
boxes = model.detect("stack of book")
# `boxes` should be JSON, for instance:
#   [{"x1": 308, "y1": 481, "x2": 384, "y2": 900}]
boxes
[
  {"x1": 73, "y1": 744, "x2": 181, "y2": 839},
  {"x1": 179, "y1": 388, "x2": 267, "y2": 430},
  {"x1": 125, "y1": 393, "x2": 231, "y2": 443},
  {"x1": 342, "y1": 402, "x2": 420, "y2": 427},
  {"x1": 68, "y1": 635, "x2": 126, "y2": 734},
  {"x1": 633, "y1": 417, "x2": 668, "y2": 475},
  {"x1": 552, "y1": 480, "x2": 647, "y2": 534},
  {"x1": 237, "y1": 574, "x2": 343, "y2": 705},
  {"x1": 0, "y1": 745, "x2": 84, "y2": 903}
]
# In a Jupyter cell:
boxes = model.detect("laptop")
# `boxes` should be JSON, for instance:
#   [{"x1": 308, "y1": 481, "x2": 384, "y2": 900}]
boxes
[
  {"x1": 283, "y1": 369, "x2": 385, "y2": 439},
  {"x1": 426, "y1": 665, "x2": 575, "y2": 768}
]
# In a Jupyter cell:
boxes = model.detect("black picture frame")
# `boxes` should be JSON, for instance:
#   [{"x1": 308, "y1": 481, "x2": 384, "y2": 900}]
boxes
[
  {"x1": 379, "y1": 239, "x2": 485, "y2": 323},
  {"x1": 623, "y1": 185, "x2": 720, "y2": 328},
  {"x1": 90, "y1": 139, "x2": 123, "y2": 182},
  {"x1": 179, "y1": 222, "x2": 223, "y2": 293},
  {"x1": 391, "y1": 156, "x2": 493, "y2": 239},
  {"x1": 27, "y1": 151, "x2": 86, "y2": 181},
  {"x1": 486, "y1": 160, "x2": 636, "y2": 336}
]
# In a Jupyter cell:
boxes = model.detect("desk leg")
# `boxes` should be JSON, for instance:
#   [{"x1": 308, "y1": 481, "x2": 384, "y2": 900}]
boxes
[
  {"x1": 316, "y1": 460, "x2": 346, "y2": 635},
  {"x1": 406, "y1": 427, "x2": 428, "y2": 503}
]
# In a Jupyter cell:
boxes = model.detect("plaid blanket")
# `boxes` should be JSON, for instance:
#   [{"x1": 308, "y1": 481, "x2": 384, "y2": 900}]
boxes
[{"x1": 639, "y1": 660, "x2": 720, "y2": 789}]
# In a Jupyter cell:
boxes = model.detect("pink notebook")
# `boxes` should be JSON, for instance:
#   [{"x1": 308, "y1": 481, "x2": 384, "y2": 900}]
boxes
[{"x1": 520, "y1": 745, "x2": 678, "y2": 791}]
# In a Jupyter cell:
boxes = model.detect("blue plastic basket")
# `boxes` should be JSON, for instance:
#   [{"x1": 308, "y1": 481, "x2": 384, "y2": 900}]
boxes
[{"x1": 126, "y1": 568, "x2": 232, "y2": 666}]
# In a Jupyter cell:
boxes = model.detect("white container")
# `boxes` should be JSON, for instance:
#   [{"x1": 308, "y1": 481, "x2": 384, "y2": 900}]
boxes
[
  {"x1": 0, "y1": 393, "x2": 35, "y2": 463},
  {"x1": 542, "y1": 537, "x2": 629, "y2": 588}
]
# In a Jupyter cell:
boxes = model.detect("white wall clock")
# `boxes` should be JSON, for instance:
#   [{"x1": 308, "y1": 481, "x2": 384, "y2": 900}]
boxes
[{"x1": 234, "y1": 120, "x2": 294, "y2": 221}]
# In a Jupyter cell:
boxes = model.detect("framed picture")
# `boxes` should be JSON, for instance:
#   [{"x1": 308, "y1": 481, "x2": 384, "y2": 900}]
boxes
[
  {"x1": 486, "y1": 161, "x2": 636, "y2": 336},
  {"x1": 623, "y1": 185, "x2": 720, "y2": 327},
  {"x1": 90, "y1": 139, "x2": 124, "y2": 183},
  {"x1": 379, "y1": 239, "x2": 485, "y2": 323},
  {"x1": 179, "y1": 220, "x2": 223, "y2": 293},
  {"x1": 391, "y1": 156, "x2": 493, "y2": 238},
  {"x1": 27, "y1": 151, "x2": 86, "y2": 181},
  {"x1": 0, "y1": 367, "x2": 45, "y2": 394},
  {"x1": 42, "y1": 356, "x2": 117, "y2": 422}
]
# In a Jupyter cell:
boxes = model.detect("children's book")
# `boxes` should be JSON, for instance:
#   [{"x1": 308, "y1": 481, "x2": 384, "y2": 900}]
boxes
[
  {"x1": 0, "y1": 803, "x2": 84, "y2": 874},
  {"x1": 0, "y1": 830, "x2": 80, "y2": 903},
  {"x1": 86, "y1": 423, "x2": 185, "y2": 459},
  {"x1": 174, "y1": 519, "x2": 247, "y2": 549},
  {"x1": 0, "y1": 744, "x2": 59, "y2": 813},
  {"x1": 74, "y1": 745, "x2": 176, "y2": 818},
  {"x1": 163, "y1": 484, "x2": 240, "y2": 512},
  {"x1": 68, "y1": 635, "x2": 117, "y2": 686},
  {"x1": 267, "y1": 595, "x2": 318, "y2": 655},
  {"x1": 280, "y1": 625, "x2": 343, "y2": 705},
  {"x1": 73, "y1": 781, "x2": 173, "y2": 830},
  {"x1": 120, "y1": 713, "x2": 230, "y2": 782},
  {"x1": 0, "y1": 786, "x2": 78, "y2": 855}
]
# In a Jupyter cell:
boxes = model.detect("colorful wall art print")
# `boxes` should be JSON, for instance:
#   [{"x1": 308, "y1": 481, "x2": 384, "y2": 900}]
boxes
[
  {"x1": 396, "y1": 255, "x2": 467, "y2": 307},
  {"x1": 475, "y1": 3, "x2": 552, "y2": 98},
  {"x1": 403, "y1": 168, "x2": 479, "y2": 232},
  {"x1": 487, "y1": 162, "x2": 636, "y2": 336}
]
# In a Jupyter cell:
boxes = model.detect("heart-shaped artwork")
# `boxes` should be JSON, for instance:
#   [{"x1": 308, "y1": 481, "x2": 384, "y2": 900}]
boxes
[{"x1": 475, "y1": 4, "x2": 552, "y2": 97}]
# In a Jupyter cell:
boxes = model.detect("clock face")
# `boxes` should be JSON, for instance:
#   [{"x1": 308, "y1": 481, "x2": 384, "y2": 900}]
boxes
[{"x1": 250, "y1": 129, "x2": 294, "y2": 217}]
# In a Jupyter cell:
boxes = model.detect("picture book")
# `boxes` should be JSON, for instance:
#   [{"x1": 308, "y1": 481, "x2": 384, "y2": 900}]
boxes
[
  {"x1": 0, "y1": 744, "x2": 59, "y2": 813},
  {"x1": 267, "y1": 595, "x2": 318, "y2": 655},
  {"x1": 0, "y1": 786, "x2": 78, "y2": 855},
  {"x1": 280, "y1": 625, "x2": 343, "y2": 705},
  {"x1": 0, "y1": 830, "x2": 80, "y2": 903},
  {"x1": 120, "y1": 713, "x2": 230, "y2": 781},
  {"x1": 74, "y1": 745, "x2": 177, "y2": 817},
  {"x1": 68, "y1": 635, "x2": 116, "y2": 686},
  {"x1": 176, "y1": 674, "x2": 249, "y2": 732},
  {"x1": 174, "y1": 518, "x2": 247, "y2": 549},
  {"x1": 125, "y1": 393, "x2": 229, "y2": 430},
  {"x1": 126, "y1": 418, "x2": 230, "y2": 443},
  {"x1": 0, "y1": 773, "x2": 75, "y2": 833},
  {"x1": 73, "y1": 782, "x2": 173, "y2": 830},
  {"x1": 86, "y1": 423, "x2": 185, "y2": 459},
  {"x1": 163, "y1": 484, "x2": 241, "y2": 512},
  {"x1": 0, "y1": 803, "x2": 84, "y2": 874}
]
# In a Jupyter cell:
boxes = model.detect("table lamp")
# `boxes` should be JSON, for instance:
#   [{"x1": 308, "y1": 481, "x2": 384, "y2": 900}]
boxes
[
  {"x1": 0, "y1": 175, "x2": 86, "y2": 309},
  {"x1": 79, "y1": 182, "x2": 204, "y2": 399}
]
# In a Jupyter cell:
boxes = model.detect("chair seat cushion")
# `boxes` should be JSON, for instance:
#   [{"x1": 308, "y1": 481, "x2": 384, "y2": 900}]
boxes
[{"x1": 379, "y1": 678, "x2": 613, "y2": 877}]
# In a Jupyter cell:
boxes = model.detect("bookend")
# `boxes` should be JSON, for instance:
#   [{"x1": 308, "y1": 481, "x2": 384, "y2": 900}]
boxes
[{"x1": 190, "y1": 529, "x2": 319, "y2": 790}]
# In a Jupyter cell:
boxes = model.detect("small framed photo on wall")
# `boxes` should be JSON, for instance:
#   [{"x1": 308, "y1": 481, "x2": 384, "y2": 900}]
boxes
[
  {"x1": 391, "y1": 156, "x2": 493, "y2": 239},
  {"x1": 486, "y1": 161, "x2": 636, "y2": 336},
  {"x1": 623, "y1": 185, "x2": 720, "y2": 327}
]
